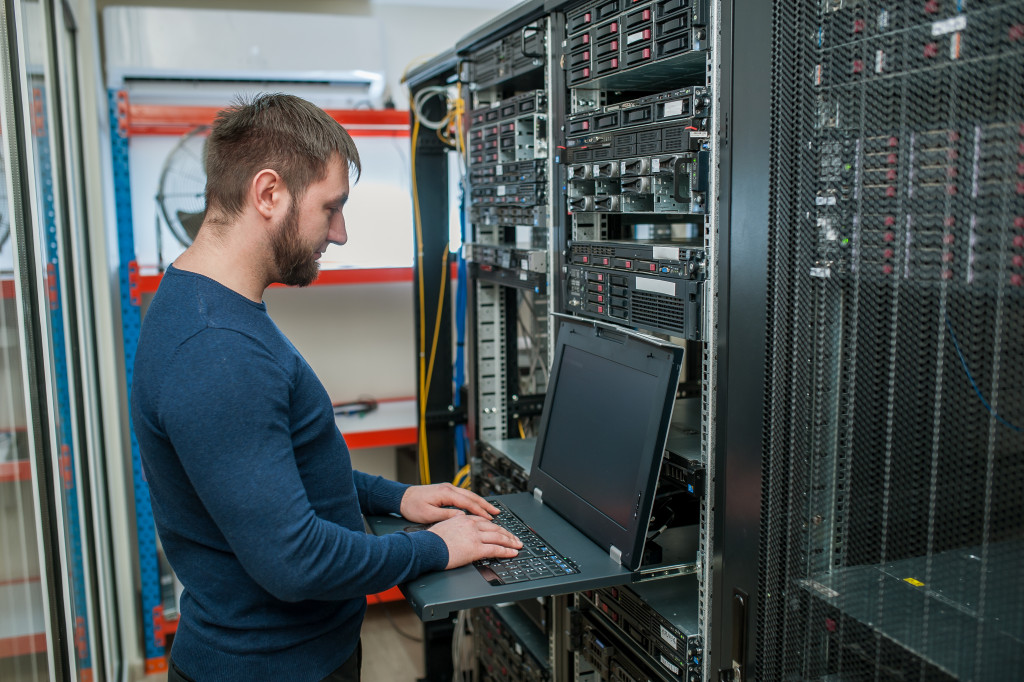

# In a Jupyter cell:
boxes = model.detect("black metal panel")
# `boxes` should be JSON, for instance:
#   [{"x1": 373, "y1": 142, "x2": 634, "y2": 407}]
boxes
[
  {"x1": 412, "y1": 95, "x2": 457, "y2": 486},
  {"x1": 710, "y1": 0, "x2": 772, "y2": 677},
  {"x1": 404, "y1": 48, "x2": 459, "y2": 91},
  {"x1": 455, "y1": 0, "x2": 549, "y2": 54},
  {"x1": 759, "y1": 1, "x2": 1024, "y2": 680}
]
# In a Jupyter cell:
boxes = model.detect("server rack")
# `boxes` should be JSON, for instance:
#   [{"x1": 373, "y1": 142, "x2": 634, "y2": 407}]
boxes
[{"x1": 407, "y1": 0, "x2": 1023, "y2": 680}]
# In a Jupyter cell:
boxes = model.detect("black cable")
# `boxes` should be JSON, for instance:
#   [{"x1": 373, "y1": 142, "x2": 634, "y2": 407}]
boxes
[{"x1": 333, "y1": 398, "x2": 378, "y2": 417}]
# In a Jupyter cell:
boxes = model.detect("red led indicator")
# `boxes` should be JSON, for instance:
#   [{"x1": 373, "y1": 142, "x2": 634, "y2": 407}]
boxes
[
  {"x1": 944, "y1": 216, "x2": 955, "y2": 227},
  {"x1": 1015, "y1": 217, "x2": 1024, "y2": 229},
  {"x1": 888, "y1": 136, "x2": 899, "y2": 147},
  {"x1": 598, "y1": 305, "x2": 605, "y2": 313},
  {"x1": 942, "y1": 252, "x2": 954, "y2": 263},
  {"x1": 886, "y1": 186, "x2": 897, "y2": 197},
  {"x1": 582, "y1": 255, "x2": 589, "y2": 263},
  {"x1": 584, "y1": 50, "x2": 590, "y2": 59},
  {"x1": 597, "y1": 284, "x2": 604, "y2": 292},
  {"x1": 1014, "y1": 235, "x2": 1024, "y2": 248},
  {"x1": 583, "y1": 34, "x2": 589, "y2": 43},
  {"x1": 611, "y1": 22, "x2": 618, "y2": 32},
  {"x1": 625, "y1": 260, "x2": 632, "y2": 268},
  {"x1": 1012, "y1": 274, "x2": 1024, "y2": 286},
  {"x1": 884, "y1": 248, "x2": 894, "y2": 259},
  {"x1": 643, "y1": 48, "x2": 651, "y2": 59},
  {"x1": 853, "y1": 19, "x2": 865, "y2": 33},
  {"x1": 884, "y1": 231, "x2": 895, "y2": 242},
  {"x1": 942, "y1": 269, "x2": 953, "y2": 280},
  {"x1": 852, "y1": 60, "x2": 864, "y2": 73},
  {"x1": 612, "y1": 58, "x2": 619, "y2": 68},
  {"x1": 1009, "y1": 24, "x2": 1024, "y2": 42},
  {"x1": 644, "y1": 9, "x2": 650, "y2": 19},
  {"x1": 597, "y1": 273, "x2": 604, "y2": 281},
  {"x1": 883, "y1": 264, "x2": 894, "y2": 274},
  {"x1": 923, "y1": 42, "x2": 939, "y2": 58},
  {"x1": 887, "y1": 153, "x2": 898, "y2": 164},
  {"x1": 597, "y1": 295, "x2": 604, "y2": 302},
  {"x1": 1013, "y1": 255, "x2": 1024, "y2": 268},
  {"x1": 612, "y1": 40, "x2": 618, "y2": 49},
  {"x1": 924, "y1": 0, "x2": 939, "y2": 14},
  {"x1": 886, "y1": 169, "x2": 897, "y2": 180},
  {"x1": 943, "y1": 234, "x2": 955, "y2": 245}
]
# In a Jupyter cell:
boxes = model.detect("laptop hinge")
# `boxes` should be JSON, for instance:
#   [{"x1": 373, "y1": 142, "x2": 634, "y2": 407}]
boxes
[
  {"x1": 609, "y1": 545, "x2": 623, "y2": 565},
  {"x1": 533, "y1": 487, "x2": 543, "y2": 503}
]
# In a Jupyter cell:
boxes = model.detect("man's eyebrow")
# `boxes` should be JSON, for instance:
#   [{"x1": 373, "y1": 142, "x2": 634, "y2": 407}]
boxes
[{"x1": 326, "y1": 194, "x2": 348, "y2": 208}]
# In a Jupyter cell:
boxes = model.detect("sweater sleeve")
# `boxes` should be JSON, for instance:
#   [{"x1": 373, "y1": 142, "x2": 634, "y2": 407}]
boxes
[
  {"x1": 353, "y1": 471, "x2": 410, "y2": 516},
  {"x1": 156, "y1": 329, "x2": 448, "y2": 602}
]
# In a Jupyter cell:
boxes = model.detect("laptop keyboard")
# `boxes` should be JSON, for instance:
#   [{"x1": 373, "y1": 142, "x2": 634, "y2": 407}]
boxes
[{"x1": 473, "y1": 501, "x2": 580, "y2": 585}]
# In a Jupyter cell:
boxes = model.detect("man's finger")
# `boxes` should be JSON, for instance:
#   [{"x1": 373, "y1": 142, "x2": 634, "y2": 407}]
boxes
[{"x1": 451, "y1": 490, "x2": 498, "y2": 518}]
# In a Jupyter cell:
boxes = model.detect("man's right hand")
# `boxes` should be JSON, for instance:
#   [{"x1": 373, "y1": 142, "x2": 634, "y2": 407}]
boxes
[{"x1": 426, "y1": 514, "x2": 523, "y2": 569}]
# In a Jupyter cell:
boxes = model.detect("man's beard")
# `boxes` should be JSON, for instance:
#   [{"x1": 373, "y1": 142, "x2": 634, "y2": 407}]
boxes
[{"x1": 270, "y1": 201, "x2": 320, "y2": 287}]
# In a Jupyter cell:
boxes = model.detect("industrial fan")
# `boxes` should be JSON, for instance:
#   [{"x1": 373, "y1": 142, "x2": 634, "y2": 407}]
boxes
[{"x1": 156, "y1": 125, "x2": 209, "y2": 251}]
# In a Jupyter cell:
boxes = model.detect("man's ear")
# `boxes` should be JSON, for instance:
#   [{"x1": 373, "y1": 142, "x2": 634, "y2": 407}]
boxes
[{"x1": 251, "y1": 168, "x2": 286, "y2": 220}]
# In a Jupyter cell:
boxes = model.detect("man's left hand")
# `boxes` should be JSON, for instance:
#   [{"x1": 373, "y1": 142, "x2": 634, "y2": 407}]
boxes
[{"x1": 400, "y1": 483, "x2": 500, "y2": 524}]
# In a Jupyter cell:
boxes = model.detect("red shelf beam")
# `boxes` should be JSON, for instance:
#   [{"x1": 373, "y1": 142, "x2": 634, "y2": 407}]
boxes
[
  {"x1": 344, "y1": 427, "x2": 418, "y2": 450},
  {"x1": 123, "y1": 102, "x2": 410, "y2": 138},
  {"x1": 0, "y1": 460, "x2": 31, "y2": 483},
  {"x1": 135, "y1": 263, "x2": 460, "y2": 297},
  {"x1": 0, "y1": 633, "x2": 47, "y2": 658},
  {"x1": 367, "y1": 586, "x2": 404, "y2": 605},
  {"x1": 135, "y1": 267, "x2": 416, "y2": 295}
]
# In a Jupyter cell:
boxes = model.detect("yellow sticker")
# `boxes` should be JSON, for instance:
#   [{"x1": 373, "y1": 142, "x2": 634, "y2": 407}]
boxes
[{"x1": 904, "y1": 578, "x2": 925, "y2": 587}]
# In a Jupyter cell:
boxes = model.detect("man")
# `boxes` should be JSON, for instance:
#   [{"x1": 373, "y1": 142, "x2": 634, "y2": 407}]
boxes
[{"x1": 131, "y1": 93, "x2": 521, "y2": 682}]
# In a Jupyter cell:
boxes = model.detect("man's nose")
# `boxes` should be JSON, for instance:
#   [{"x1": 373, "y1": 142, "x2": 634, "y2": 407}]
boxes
[{"x1": 329, "y1": 216, "x2": 347, "y2": 246}]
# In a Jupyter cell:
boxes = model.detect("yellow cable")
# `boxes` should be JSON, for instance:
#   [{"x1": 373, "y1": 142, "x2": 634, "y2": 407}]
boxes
[
  {"x1": 453, "y1": 463, "x2": 470, "y2": 487},
  {"x1": 412, "y1": 83, "x2": 468, "y2": 486},
  {"x1": 517, "y1": 420, "x2": 526, "y2": 439},
  {"x1": 424, "y1": 247, "x2": 450, "y2": 394},
  {"x1": 411, "y1": 103, "x2": 430, "y2": 485}
]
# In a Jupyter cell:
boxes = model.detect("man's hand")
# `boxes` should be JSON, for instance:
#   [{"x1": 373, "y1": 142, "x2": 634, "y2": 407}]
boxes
[
  {"x1": 400, "y1": 482, "x2": 500, "y2": 524},
  {"x1": 426, "y1": 514, "x2": 522, "y2": 569}
]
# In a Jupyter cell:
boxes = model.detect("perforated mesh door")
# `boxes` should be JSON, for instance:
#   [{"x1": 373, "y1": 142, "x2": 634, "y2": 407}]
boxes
[{"x1": 759, "y1": 2, "x2": 1024, "y2": 680}]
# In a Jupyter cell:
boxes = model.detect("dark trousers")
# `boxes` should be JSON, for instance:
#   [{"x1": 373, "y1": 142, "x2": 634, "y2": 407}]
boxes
[{"x1": 168, "y1": 641, "x2": 362, "y2": 682}]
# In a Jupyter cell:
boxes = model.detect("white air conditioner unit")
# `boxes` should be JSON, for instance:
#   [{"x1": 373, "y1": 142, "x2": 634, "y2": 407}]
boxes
[{"x1": 103, "y1": 6, "x2": 387, "y2": 107}]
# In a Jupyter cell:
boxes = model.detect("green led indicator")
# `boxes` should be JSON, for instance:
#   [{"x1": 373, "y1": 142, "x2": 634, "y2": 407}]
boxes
[{"x1": 842, "y1": 237, "x2": 850, "y2": 246}]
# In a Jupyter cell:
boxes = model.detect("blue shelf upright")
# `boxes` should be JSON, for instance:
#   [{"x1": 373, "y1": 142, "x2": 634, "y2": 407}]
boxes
[{"x1": 107, "y1": 88, "x2": 167, "y2": 673}]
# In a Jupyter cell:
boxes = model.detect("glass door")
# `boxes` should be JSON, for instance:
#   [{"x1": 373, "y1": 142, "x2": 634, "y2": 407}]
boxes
[{"x1": 0, "y1": 1, "x2": 111, "y2": 680}]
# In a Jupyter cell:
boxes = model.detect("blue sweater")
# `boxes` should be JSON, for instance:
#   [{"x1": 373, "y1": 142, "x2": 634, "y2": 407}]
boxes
[{"x1": 131, "y1": 266, "x2": 448, "y2": 681}]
